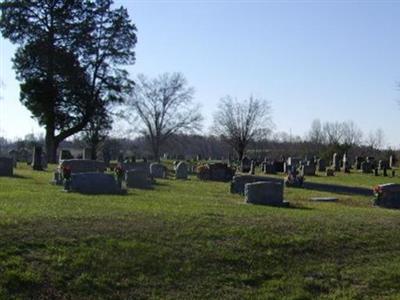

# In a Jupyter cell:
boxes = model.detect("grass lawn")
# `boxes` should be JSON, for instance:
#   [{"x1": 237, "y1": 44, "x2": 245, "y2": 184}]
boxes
[{"x1": 1, "y1": 164, "x2": 400, "y2": 299}]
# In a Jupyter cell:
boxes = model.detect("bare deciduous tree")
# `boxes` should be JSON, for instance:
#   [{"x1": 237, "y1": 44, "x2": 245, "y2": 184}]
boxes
[
  {"x1": 341, "y1": 121, "x2": 363, "y2": 146},
  {"x1": 321, "y1": 120, "x2": 362, "y2": 147},
  {"x1": 126, "y1": 73, "x2": 202, "y2": 160},
  {"x1": 213, "y1": 95, "x2": 273, "y2": 160},
  {"x1": 307, "y1": 119, "x2": 326, "y2": 144},
  {"x1": 366, "y1": 128, "x2": 385, "y2": 149}
]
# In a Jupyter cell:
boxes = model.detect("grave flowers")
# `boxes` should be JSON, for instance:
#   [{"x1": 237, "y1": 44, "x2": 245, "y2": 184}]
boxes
[
  {"x1": 285, "y1": 169, "x2": 304, "y2": 187},
  {"x1": 62, "y1": 165, "x2": 72, "y2": 191},
  {"x1": 373, "y1": 185, "x2": 382, "y2": 206},
  {"x1": 115, "y1": 165, "x2": 125, "y2": 189}
]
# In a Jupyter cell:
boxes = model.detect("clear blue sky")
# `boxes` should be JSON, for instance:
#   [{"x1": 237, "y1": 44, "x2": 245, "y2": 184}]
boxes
[{"x1": 1, "y1": 1, "x2": 399, "y2": 147}]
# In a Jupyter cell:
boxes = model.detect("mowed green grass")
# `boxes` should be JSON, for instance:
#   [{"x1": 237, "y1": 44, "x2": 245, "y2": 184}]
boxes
[{"x1": 1, "y1": 164, "x2": 400, "y2": 299}]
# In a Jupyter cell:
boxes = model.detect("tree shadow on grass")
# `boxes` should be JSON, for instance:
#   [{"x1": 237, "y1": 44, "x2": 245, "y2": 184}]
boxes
[
  {"x1": 11, "y1": 174, "x2": 30, "y2": 180},
  {"x1": 245, "y1": 202, "x2": 313, "y2": 211}
]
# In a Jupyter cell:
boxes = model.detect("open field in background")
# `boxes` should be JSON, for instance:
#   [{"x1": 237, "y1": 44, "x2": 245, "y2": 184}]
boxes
[{"x1": 1, "y1": 164, "x2": 400, "y2": 299}]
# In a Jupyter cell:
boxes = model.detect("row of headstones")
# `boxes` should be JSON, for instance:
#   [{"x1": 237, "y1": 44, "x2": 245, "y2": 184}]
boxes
[
  {"x1": 54, "y1": 159, "x2": 191, "y2": 194},
  {"x1": 0, "y1": 146, "x2": 47, "y2": 176},
  {"x1": 231, "y1": 174, "x2": 400, "y2": 209},
  {"x1": 240, "y1": 156, "x2": 325, "y2": 177},
  {"x1": 247, "y1": 154, "x2": 397, "y2": 177}
]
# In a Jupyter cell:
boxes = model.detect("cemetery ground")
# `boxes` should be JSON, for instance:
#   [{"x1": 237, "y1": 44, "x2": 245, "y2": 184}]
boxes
[{"x1": 1, "y1": 165, "x2": 400, "y2": 299}]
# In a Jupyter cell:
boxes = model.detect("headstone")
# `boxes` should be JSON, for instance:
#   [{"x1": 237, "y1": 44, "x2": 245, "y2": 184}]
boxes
[
  {"x1": 367, "y1": 156, "x2": 377, "y2": 169},
  {"x1": 231, "y1": 175, "x2": 283, "y2": 195},
  {"x1": 389, "y1": 155, "x2": 395, "y2": 169},
  {"x1": 70, "y1": 173, "x2": 121, "y2": 194},
  {"x1": 249, "y1": 160, "x2": 255, "y2": 175},
  {"x1": 326, "y1": 168, "x2": 335, "y2": 176},
  {"x1": 361, "y1": 161, "x2": 372, "y2": 174},
  {"x1": 198, "y1": 163, "x2": 235, "y2": 181},
  {"x1": 317, "y1": 159, "x2": 326, "y2": 172},
  {"x1": 240, "y1": 157, "x2": 251, "y2": 173},
  {"x1": 283, "y1": 162, "x2": 288, "y2": 173},
  {"x1": 120, "y1": 161, "x2": 150, "y2": 177},
  {"x1": 175, "y1": 161, "x2": 188, "y2": 179},
  {"x1": 8, "y1": 150, "x2": 18, "y2": 167},
  {"x1": 264, "y1": 162, "x2": 276, "y2": 174},
  {"x1": 126, "y1": 169, "x2": 151, "y2": 189},
  {"x1": 354, "y1": 156, "x2": 364, "y2": 170},
  {"x1": 59, "y1": 149, "x2": 73, "y2": 161},
  {"x1": 378, "y1": 160, "x2": 389, "y2": 170},
  {"x1": 342, "y1": 153, "x2": 350, "y2": 173},
  {"x1": 374, "y1": 183, "x2": 400, "y2": 208},
  {"x1": 150, "y1": 163, "x2": 167, "y2": 179},
  {"x1": 332, "y1": 153, "x2": 340, "y2": 171},
  {"x1": 82, "y1": 148, "x2": 92, "y2": 160},
  {"x1": 261, "y1": 161, "x2": 267, "y2": 173},
  {"x1": 0, "y1": 157, "x2": 13, "y2": 176},
  {"x1": 300, "y1": 164, "x2": 316, "y2": 176},
  {"x1": 32, "y1": 146, "x2": 43, "y2": 171},
  {"x1": 59, "y1": 159, "x2": 106, "y2": 174},
  {"x1": 244, "y1": 181, "x2": 288, "y2": 206},
  {"x1": 287, "y1": 157, "x2": 301, "y2": 168},
  {"x1": 273, "y1": 161, "x2": 285, "y2": 173}
]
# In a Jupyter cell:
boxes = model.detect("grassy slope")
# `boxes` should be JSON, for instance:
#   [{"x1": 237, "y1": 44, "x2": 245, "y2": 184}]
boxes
[{"x1": 0, "y1": 164, "x2": 400, "y2": 299}]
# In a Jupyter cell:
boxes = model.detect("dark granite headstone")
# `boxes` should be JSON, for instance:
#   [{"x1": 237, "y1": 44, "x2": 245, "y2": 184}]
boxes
[
  {"x1": 244, "y1": 181, "x2": 288, "y2": 206},
  {"x1": 70, "y1": 173, "x2": 121, "y2": 194},
  {"x1": 0, "y1": 157, "x2": 13, "y2": 176},
  {"x1": 126, "y1": 169, "x2": 151, "y2": 188},
  {"x1": 32, "y1": 146, "x2": 43, "y2": 171}
]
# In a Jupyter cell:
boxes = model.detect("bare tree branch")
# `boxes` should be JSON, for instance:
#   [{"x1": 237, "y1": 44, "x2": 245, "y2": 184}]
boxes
[
  {"x1": 125, "y1": 73, "x2": 203, "y2": 160},
  {"x1": 213, "y1": 95, "x2": 273, "y2": 160}
]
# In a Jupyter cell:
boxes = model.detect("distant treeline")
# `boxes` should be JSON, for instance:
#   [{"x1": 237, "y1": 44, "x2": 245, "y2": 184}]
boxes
[{"x1": 1, "y1": 133, "x2": 398, "y2": 166}]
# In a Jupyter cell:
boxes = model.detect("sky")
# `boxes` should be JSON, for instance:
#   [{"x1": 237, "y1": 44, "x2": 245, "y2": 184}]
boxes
[{"x1": 1, "y1": 0, "x2": 400, "y2": 147}]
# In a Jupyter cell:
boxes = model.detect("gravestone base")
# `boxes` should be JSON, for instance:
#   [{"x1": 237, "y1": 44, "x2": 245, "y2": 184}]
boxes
[{"x1": 310, "y1": 197, "x2": 338, "y2": 202}]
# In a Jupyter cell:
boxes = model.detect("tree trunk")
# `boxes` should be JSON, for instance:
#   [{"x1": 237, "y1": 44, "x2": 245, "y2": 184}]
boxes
[
  {"x1": 45, "y1": 126, "x2": 58, "y2": 163},
  {"x1": 90, "y1": 144, "x2": 97, "y2": 160},
  {"x1": 236, "y1": 146, "x2": 245, "y2": 161},
  {"x1": 152, "y1": 142, "x2": 160, "y2": 162}
]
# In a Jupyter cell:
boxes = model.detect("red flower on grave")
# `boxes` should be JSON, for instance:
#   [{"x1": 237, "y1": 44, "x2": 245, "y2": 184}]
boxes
[
  {"x1": 62, "y1": 165, "x2": 72, "y2": 180},
  {"x1": 115, "y1": 165, "x2": 125, "y2": 178},
  {"x1": 373, "y1": 185, "x2": 382, "y2": 196}
]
